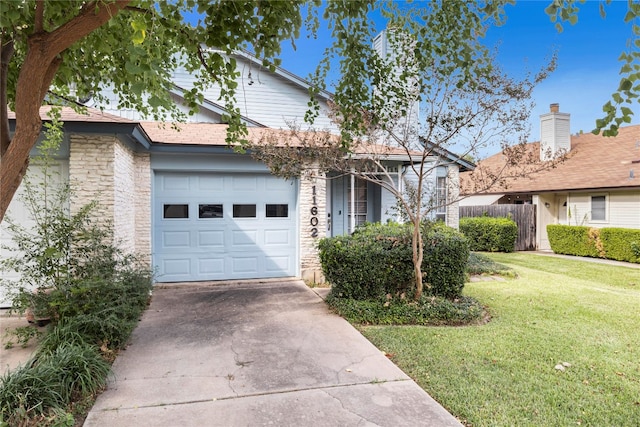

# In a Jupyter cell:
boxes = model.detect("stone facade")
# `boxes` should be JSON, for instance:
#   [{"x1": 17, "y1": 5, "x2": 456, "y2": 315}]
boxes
[
  {"x1": 69, "y1": 134, "x2": 116, "y2": 226},
  {"x1": 298, "y1": 167, "x2": 326, "y2": 284},
  {"x1": 113, "y1": 141, "x2": 137, "y2": 251},
  {"x1": 69, "y1": 134, "x2": 151, "y2": 265},
  {"x1": 133, "y1": 152, "x2": 151, "y2": 262}
]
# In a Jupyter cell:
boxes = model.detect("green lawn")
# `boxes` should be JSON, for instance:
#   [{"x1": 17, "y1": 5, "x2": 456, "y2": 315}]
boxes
[{"x1": 361, "y1": 253, "x2": 640, "y2": 426}]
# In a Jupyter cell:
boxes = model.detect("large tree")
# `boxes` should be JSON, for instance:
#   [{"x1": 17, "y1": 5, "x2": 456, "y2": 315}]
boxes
[
  {"x1": 251, "y1": 24, "x2": 560, "y2": 300},
  {"x1": 1, "y1": 0, "x2": 638, "y2": 223},
  {"x1": 0, "y1": 0, "x2": 316, "y2": 221}
]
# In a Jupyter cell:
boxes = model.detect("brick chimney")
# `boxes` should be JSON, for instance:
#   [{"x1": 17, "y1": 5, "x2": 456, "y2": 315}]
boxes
[{"x1": 540, "y1": 103, "x2": 571, "y2": 161}]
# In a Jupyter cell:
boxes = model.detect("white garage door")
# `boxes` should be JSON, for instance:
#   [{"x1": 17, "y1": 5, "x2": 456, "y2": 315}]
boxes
[{"x1": 153, "y1": 172, "x2": 298, "y2": 282}]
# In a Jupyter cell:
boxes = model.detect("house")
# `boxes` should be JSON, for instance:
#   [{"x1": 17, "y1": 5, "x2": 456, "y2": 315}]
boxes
[
  {"x1": 460, "y1": 104, "x2": 640, "y2": 250},
  {"x1": 1, "y1": 51, "x2": 470, "y2": 306}
]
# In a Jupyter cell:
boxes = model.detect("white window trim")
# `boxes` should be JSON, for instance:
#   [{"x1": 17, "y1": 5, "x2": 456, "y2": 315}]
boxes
[{"x1": 589, "y1": 193, "x2": 609, "y2": 224}]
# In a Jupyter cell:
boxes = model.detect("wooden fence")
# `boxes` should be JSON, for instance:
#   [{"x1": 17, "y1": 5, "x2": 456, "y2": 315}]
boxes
[{"x1": 460, "y1": 204, "x2": 537, "y2": 251}]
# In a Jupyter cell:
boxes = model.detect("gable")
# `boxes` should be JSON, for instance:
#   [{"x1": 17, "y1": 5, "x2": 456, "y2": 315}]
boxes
[{"x1": 91, "y1": 52, "x2": 338, "y2": 133}]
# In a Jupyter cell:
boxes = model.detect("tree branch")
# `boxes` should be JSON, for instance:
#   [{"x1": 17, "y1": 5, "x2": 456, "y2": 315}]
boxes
[{"x1": 34, "y1": 0, "x2": 45, "y2": 33}]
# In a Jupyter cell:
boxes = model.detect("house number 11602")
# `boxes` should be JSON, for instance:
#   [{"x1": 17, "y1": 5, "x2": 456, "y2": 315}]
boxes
[{"x1": 310, "y1": 185, "x2": 318, "y2": 237}]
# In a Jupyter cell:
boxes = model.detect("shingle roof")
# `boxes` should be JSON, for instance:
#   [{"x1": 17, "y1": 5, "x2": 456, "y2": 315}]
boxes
[
  {"x1": 8, "y1": 106, "x2": 136, "y2": 123},
  {"x1": 461, "y1": 124, "x2": 640, "y2": 194},
  {"x1": 140, "y1": 121, "x2": 419, "y2": 156}
]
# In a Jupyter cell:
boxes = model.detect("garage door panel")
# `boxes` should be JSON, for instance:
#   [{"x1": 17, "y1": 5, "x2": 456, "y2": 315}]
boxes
[
  {"x1": 162, "y1": 231, "x2": 191, "y2": 248},
  {"x1": 231, "y1": 229, "x2": 258, "y2": 246},
  {"x1": 197, "y1": 175, "x2": 224, "y2": 191},
  {"x1": 161, "y1": 175, "x2": 191, "y2": 192},
  {"x1": 232, "y1": 176, "x2": 258, "y2": 191},
  {"x1": 232, "y1": 257, "x2": 259, "y2": 274},
  {"x1": 264, "y1": 229, "x2": 291, "y2": 245},
  {"x1": 198, "y1": 230, "x2": 224, "y2": 247},
  {"x1": 154, "y1": 172, "x2": 297, "y2": 282},
  {"x1": 198, "y1": 258, "x2": 225, "y2": 275},
  {"x1": 162, "y1": 258, "x2": 191, "y2": 276},
  {"x1": 265, "y1": 256, "x2": 291, "y2": 272}
]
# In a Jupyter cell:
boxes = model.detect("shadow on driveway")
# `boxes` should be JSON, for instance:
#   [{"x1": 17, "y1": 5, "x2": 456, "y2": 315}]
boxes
[{"x1": 84, "y1": 279, "x2": 461, "y2": 426}]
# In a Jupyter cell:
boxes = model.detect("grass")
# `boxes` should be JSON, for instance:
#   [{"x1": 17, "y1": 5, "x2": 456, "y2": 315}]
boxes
[
  {"x1": 361, "y1": 253, "x2": 640, "y2": 426},
  {"x1": 466, "y1": 252, "x2": 517, "y2": 277}
]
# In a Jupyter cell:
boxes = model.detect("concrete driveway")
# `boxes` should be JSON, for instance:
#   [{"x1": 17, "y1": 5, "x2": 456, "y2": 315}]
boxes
[{"x1": 84, "y1": 279, "x2": 461, "y2": 426}]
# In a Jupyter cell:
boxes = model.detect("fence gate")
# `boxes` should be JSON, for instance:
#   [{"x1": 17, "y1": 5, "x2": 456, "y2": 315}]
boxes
[{"x1": 460, "y1": 204, "x2": 537, "y2": 251}]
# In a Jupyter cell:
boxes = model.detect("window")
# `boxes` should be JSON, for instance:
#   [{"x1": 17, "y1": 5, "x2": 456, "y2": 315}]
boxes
[
  {"x1": 266, "y1": 204, "x2": 288, "y2": 218},
  {"x1": 163, "y1": 204, "x2": 189, "y2": 219},
  {"x1": 199, "y1": 204, "x2": 223, "y2": 219},
  {"x1": 591, "y1": 195, "x2": 606, "y2": 221},
  {"x1": 435, "y1": 176, "x2": 447, "y2": 222},
  {"x1": 348, "y1": 178, "x2": 367, "y2": 232},
  {"x1": 233, "y1": 204, "x2": 256, "y2": 218}
]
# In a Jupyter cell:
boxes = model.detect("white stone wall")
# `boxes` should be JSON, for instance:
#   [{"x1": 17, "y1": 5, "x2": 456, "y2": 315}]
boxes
[
  {"x1": 69, "y1": 134, "x2": 115, "y2": 228},
  {"x1": 69, "y1": 135, "x2": 150, "y2": 264},
  {"x1": 134, "y1": 152, "x2": 151, "y2": 264},
  {"x1": 113, "y1": 142, "x2": 136, "y2": 251},
  {"x1": 299, "y1": 168, "x2": 326, "y2": 284},
  {"x1": 446, "y1": 166, "x2": 460, "y2": 229}
]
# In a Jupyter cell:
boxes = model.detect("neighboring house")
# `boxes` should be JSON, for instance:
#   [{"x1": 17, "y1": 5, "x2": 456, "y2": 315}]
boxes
[
  {"x1": 1, "y1": 51, "x2": 470, "y2": 305},
  {"x1": 460, "y1": 103, "x2": 640, "y2": 250}
]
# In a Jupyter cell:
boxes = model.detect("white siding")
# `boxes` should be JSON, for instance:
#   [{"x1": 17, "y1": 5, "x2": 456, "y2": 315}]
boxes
[
  {"x1": 0, "y1": 161, "x2": 69, "y2": 306},
  {"x1": 565, "y1": 193, "x2": 591, "y2": 226},
  {"x1": 95, "y1": 57, "x2": 339, "y2": 133},
  {"x1": 565, "y1": 191, "x2": 639, "y2": 229},
  {"x1": 601, "y1": 191, "x2": 640, "y2": 229},
  {"x1": 172, "y1": 62, "x2": 338, "y2": 132}
]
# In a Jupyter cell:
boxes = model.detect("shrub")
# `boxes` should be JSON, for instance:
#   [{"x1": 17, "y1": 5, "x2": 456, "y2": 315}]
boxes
[
  {"x1": 0, "y1": 120, "x2": 152, "y2": 425},
  {"x1": 459, "y1": 216, "x2": 518, "y2": 252},
  {"x1": 467, "y1": 252, "x2": 515, "y2": 277},
  {"x1": 547, "y1": 225, "x2": 602, "y2": 257},
  {"x1": 0, "y1": 342, "x2": 109, "y2": 424},
  {"x1": 325, "y1": 293, "x2": 484, "y2": 326},
  {"x1": 318, "y1": 222, "x2": 414, "y2": 300},
  {"x1": 319, "y1": 222, "x2": 469, "y2": 301},
  {"x1": 422, "y1": 223, "x2": 470, "y2": 299},
  {"x1": 599, "y1": 228, "x2": 640, "y2": 263}
]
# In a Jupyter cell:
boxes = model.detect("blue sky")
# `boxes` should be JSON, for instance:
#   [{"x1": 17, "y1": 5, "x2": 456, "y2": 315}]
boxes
[{"x1": 276, "y1": 1, "x2": 638, "y2": 144}]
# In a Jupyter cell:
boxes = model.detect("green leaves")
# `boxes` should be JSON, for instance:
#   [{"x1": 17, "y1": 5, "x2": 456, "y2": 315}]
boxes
[{"x1": 130, "y1": 17, "x2": 147, "y2": 45}]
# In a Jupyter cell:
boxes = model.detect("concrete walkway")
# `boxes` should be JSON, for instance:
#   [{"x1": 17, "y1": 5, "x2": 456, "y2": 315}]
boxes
[
  {"x1": 84, "y1": 279, "x2": 461, "y2": 426},
  {"x1": 529, "y1": 250, "x2": 640, "y2": 269}
]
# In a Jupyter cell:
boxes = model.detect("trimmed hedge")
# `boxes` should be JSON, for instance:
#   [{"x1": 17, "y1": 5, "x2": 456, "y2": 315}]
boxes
[
  {"x1": 318, "y1": 222, "x2": 469, "y2": 300},
  {"x1": 318, "y1": 223, "x2": 414, "y2": 300},
  {"x1": 600, "y1": 228, "x2": 640, "y2": 263},
  {"x1": 459, "y1": 216, "x2": 518, "y2": 252},
  {"x1": 547, "y1": 225, "x2": 601, "y2": 257},
  {"x1": 422, "y1": 224, "x2": 470, "y2": 299},
  {"x1": 547, "y1": 224, "x2": 640, "y2": 263}
]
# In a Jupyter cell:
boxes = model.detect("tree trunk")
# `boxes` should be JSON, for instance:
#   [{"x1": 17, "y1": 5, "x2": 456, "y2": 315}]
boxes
[{"x1": 412, "y1": 218, "x2": 424, "y2": 300}]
